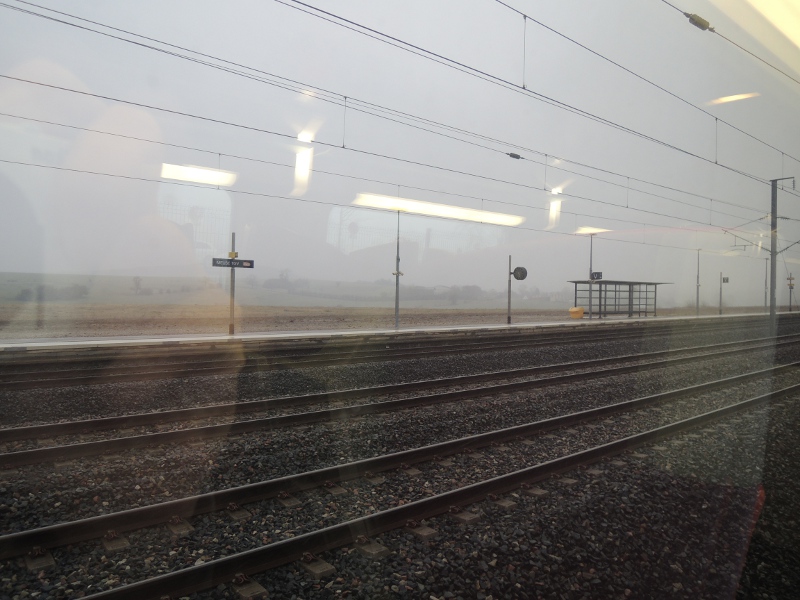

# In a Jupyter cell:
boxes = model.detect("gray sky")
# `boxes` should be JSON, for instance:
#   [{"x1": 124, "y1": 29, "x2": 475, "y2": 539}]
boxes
[{"x1": 1, "y1": 0, "x2": 800, "y2": 307}]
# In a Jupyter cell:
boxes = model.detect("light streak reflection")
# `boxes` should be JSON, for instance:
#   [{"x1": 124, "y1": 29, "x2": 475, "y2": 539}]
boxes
[{"x1": 353, "y1": 194, "x2": 524, "y2": 226}]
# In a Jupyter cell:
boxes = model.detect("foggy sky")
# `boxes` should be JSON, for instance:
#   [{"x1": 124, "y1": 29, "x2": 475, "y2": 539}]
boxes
[{"x1": 1, "y1": 0, "x2": 800, "y2": 308}]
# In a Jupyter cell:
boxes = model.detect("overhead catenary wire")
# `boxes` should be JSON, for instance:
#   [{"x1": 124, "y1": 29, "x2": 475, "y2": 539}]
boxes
[
  {"x1": 0, "y1": 0, "x2": 790, "y2": 215},
  {"x1": 659, "y1": 0, "x2": 800, "y2": 88},
  {"x1": 0, "y1": 109, "x2": 755, "y2": 233},
  {"x1": 274, "y1": 0, "x2": 800, "y2": 200},
  {"x1": 492, "y1": 0, "x2": 800, "y2": 167},
  {"x1": 0, "y1": 97, "x2": 760, "y2": 231},
  {"x1": 0, "y1": 0, "x2": 521, "y2": 159},
  {"x1": 0, "y1": 156, "x2": 776, "y2": 261},
  {"x1": 518, "y1": 155, "x2": 757, "y2": 221}
]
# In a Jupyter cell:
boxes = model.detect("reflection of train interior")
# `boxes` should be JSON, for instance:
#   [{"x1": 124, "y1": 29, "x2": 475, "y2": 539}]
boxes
[
  {"x1": 157, "y1": 185, "x2": 231, "y2": 274},
  {"x1": 1, "y1": 2, "x2": 800, "y2": 599},
  {"x1": 327, "y1": 205, "x2": 507, "y2": 259}
]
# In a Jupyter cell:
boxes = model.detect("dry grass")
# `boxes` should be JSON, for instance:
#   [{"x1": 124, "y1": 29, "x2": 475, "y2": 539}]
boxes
[
  {"x1": 0, "y1": 302, "x2": 571, "y2": 339},
  {"x1": 0, "y1": 302, "x2": 774, "y2": 340}
]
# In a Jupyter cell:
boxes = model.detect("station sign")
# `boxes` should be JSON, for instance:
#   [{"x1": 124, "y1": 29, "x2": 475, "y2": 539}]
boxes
[
  {"x1": 590, "y1": 271, "x2": 603, "y2": 280},
  {"x1": 212, "y1": 258, "x2": 254, "y2": 268}
]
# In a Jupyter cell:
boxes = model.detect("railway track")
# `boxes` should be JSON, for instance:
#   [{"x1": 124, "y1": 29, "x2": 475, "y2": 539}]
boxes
[
  {"x1": 1, "y1": 334, "x2": 798, "y2": 466},
  {"x1": 1, "y1": 322, "x2": 797, "y2": 598},
  {"x1": 81, "y1": 393, "x2": 790, "y2": 600},
  {"x1": 0, "y1": 314, "x2": 793, "y2": 390},
  {"x1": 1, "y1": 367, "x2": 793, "y2": 597}
]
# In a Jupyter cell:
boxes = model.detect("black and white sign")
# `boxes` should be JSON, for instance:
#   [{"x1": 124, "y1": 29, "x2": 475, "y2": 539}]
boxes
[{"x1": 212, "y1": 258, "x2": 255, "y2": 268}]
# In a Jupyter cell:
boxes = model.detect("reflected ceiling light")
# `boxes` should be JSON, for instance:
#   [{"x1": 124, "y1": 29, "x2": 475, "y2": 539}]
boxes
[
  {"x1": 353, "y1": 193, "x2": 525, "y2": 226},
  {"x1": 550, "y1": 179, "x2": 571, "y2": 196},
  {"x1": 161, "y1": 164, "x2": 237, "y2": 186},
  {"x1": 292, "y1": 130, "x2": 315, "y2": 196},
  {"x1": 547, "y1": 199, "x2": 562, "y2": 230},
  {"x1": 707, "y1": 92, "x2": 760, "y2": 105},
  {"x1": 575, "y1": 226, "x2": 610, "y2": 235}
]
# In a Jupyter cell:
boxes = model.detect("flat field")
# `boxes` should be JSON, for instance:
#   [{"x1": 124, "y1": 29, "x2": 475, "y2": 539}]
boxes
[
  {"x1": 0, "y1": 273, "x2": 772, "y2": 340},
  {"x1": 0, "y1": 302, "x2": 573, "y2": 339}
]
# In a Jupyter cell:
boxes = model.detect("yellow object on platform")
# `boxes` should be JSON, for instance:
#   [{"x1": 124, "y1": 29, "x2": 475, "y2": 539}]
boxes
[{"x1": 569, "y1": 307, "x2": 584, "y2": 319}]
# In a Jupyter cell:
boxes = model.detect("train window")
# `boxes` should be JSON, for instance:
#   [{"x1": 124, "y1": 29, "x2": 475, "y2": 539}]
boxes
[{"x1": 1, "y1": 1, "x2": 799, "y2": 598}]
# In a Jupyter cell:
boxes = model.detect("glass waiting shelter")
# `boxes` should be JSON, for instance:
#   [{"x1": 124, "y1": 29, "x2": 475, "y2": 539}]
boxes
[{"x1": 569, "y1": 280, "x2": 670, "y2": 318}]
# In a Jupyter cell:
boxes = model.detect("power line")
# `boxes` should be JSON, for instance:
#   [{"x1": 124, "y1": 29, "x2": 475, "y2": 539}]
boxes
[
  {"x1": 0, "y1": 1, "x2": 508, "y2": 158},
  {"x1": 275, "y1": 0, "x2": 800, "y2": 196},
  {"x1": 0, "y1": 0, "x2": 785, "y2": 216},
  {"x1": 0, "y1": 73, "x2": 548, "y2": 192},
  {"x1": 492, "y1": 0, "x2": 800, "y2": 166},
  {"x1": 523, "y1": 156, "x2": 757, "y2": 220},
  {"x1": 0, "y1": 109, "x2": 749, "y2": 231},
  {"x1": 1, "y1": 76, "x2": 771, "y2": 232},
  {"x1": 659, "y1": 0, "x2": 800, "y2": 88},
  {"x1": 713, "y1": 30, "x2": 800, "y2": 88},
  {"x1": 0, "y1": 156, "x2": 771, "y2": 260}
]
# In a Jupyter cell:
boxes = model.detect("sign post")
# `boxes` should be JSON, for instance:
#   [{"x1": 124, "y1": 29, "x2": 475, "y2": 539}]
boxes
[
  {"x1": 719, "y1": 273, "x2": 728, "y2": 315},
  {"x1": 507, "y1": 255, "x2": 527, "y2": 324},
  {"x1": 212, "y1": 232, "x2": 254, "y2": 335}
]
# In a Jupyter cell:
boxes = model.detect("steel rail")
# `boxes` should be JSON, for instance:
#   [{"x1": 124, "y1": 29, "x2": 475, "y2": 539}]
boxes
[
  {"x1": 2, "y1": 332, "x2": 794, "y2": 444},
  {"x1": 2, "y1": 312, "x2": 792, "y2": 368},
  {"x1": 0, "y1": 326, "x2": 693, "y2": 387},
  {"x1": 1, "y1": 339, "x2": 795, "y2": 468},
  {"x1": 0, "y1": 325, "x2": 646, "y2": 370},
  {"x1": 0, "y1": 316, "x2": 786, "y2": 389},
  {"x1": 1, "y1": 363, "x2": 796, "y2": 562},
  {"x1": 80, "y1": 383, "x2": 800, "y2": 599}
]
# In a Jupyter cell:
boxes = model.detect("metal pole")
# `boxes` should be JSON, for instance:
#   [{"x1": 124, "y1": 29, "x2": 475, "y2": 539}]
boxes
[
  {"x1": 507, "y1": 255, "x2": 512, "y2": 325},
  {"x1": 696, "y1": 249, "x2": 700, "y2": 317},
  {"x1": 771, "y1": 177, "x2": 796, "y2": 335},
  {"x1": 764, "y1": 258, "x2": 768, "y2": 311},
  {"x1": 719, "y1": 271, "x2": 722, "y2": 316},
  {"x1": 588, "y1": 234, "x2": 593, "y2": 320},
  {"x1": 771, "y1": 179, "x2": 778, "y2": 335},
  {"x1": 394, "y1": 211, "x2": 400, "y2": 329},
  {"x1": 229, "y1": 232, "x2": 235, "y2": 335}
]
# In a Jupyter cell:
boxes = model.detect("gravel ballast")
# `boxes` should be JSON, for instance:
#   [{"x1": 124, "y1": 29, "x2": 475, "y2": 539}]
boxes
[{"x1": 1, "y1": 324, "x2": 799, "y2": 598}]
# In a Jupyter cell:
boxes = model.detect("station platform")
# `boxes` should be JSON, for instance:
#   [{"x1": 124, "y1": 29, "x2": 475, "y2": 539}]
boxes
[{"x1": 0, "y1": 312, "x2": 777, "y2": 353}]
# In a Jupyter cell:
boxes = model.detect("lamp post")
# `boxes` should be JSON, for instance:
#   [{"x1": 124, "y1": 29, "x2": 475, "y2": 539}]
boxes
[
  {"x1": 576, "y1": 228, "x2": 608, "y2": 318},
  {"x1": 771, "y1": 177, "x2": 795, "y2": 336}
]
